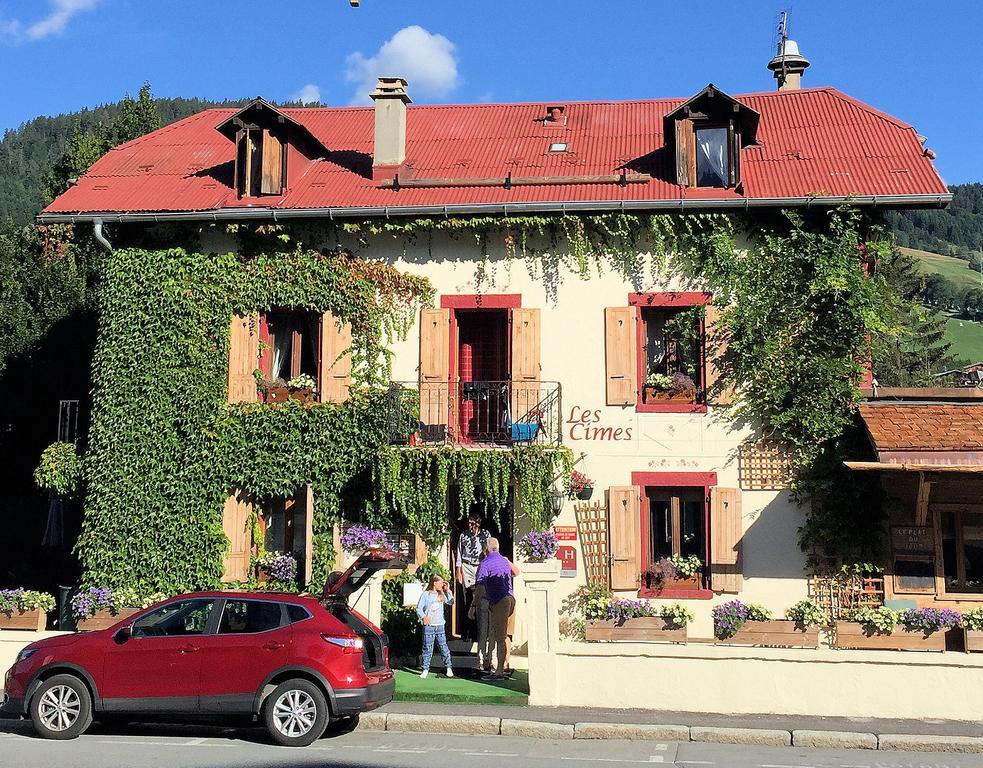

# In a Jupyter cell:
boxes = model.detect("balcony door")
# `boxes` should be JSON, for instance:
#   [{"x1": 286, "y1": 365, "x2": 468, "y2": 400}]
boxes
[{"x1": 453, "y1": 309, "x2": 510, "y2": 443}]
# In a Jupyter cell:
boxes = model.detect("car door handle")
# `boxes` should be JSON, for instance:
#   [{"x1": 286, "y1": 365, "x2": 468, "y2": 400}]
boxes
[
  {"x1": 178, "y1": 644, "x2": 199, "y2": 654},
  {"x1": 262, "y1": 641, "x2": 285, "y2": 651}
]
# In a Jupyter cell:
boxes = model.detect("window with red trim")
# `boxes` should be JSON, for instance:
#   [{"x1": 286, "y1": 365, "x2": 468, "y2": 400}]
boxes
[{"x1": 259, "y1": 310, "x2": 320, "y2": 382}]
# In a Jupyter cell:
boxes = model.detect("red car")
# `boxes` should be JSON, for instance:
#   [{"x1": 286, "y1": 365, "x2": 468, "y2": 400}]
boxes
[{"x1": 1, "y1": 551, "x2": 400, "y2": 747}]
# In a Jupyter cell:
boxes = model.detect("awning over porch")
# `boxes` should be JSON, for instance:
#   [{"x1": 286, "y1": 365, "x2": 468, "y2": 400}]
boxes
[{"x1": 853, "y1": 401, "x2": 983, "y2": 468}]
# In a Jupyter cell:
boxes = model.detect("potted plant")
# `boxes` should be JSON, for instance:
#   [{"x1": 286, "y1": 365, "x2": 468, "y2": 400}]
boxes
[
  {"x1": 834, "y1": 606, "x2": 958, "y2": 651},
  {"x1": 585, "y1": 596, "x2": 692, "y2": 643},
  {"x1": 645, "y1": 554, "x2": 703, "y2": 592},
  {"x1": 518, "y1": 530, "x2": 560, "y2": 562},
  {"x1": 257, "y1": 374, "x2": 291, "y2": 404},
  {"x1": 642, "y1": 372, "x2": 698, "y2": 404},
  {"x1": 341, "y1": 525, "x2": 388, "y2": 555},
  {"x1": 287, "y1": 373, "x2": 317, "y2": 403},
  {"x1": 73, "y1": 587, "x2": 165, "y2": 631},
  {"x1": 714, "y1": 598, "x2": 823, "y2": 647},
  {"x1": 961, "y1": 607, "x2": 983, "y2": 652},
  {"x1": 0, "y1": 589, "x2": 56, "y2": 631},
  {"x1": 33, "y1": 441, "x2": 82, "y2": 498},
  {"x1": 565, "y1": 470, "x2": 594, "y2": 500},
  {"x1": 252, "y1": 551, "x2": 299, "y2": 591}
]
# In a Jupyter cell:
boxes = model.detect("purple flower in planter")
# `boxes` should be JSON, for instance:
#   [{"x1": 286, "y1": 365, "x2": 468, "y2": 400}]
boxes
[
  {"x1": 670, "y1": 372, "x2": 696, "y2": 394},
  {"x1": 341, "y1": 525, "x2": 387, "y2": 554},
  {"x1": 269, "y1": 553, "x2": 298, "y2": 583},
  {"x1": 71, "y1": 586, "x2": 113, "y2": 619},
  {"x1": 518, "y1": 531, "x2": 559, "y2": 562},
  {"x1": 712, "y1": 600, "x2": 750, "y2": 639},
  {"x1": 900, "y1": 607, "x2": 961, "y2": 633}
]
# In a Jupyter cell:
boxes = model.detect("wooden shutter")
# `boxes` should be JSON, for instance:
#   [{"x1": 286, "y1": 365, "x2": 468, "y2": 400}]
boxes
[
  {"x1": 605, "y1": 307, "x2": 638, "y2": 406},
  {"x1": 675, "y1": 118, "x2": 695, "y2": 187},
  {"x1": 511, "y1": 307, "x2": 541, "y2": 419},
  {"x1": 260, "y1": 129, "x2": 284, "y2": 194},
  {"x1": 419, "y1": 308, "x2": 450, "y2": 426},
  {"x1": 710, "y1": 486, "x2": 743, "y2": 593},
  {"x1": 228, "y1": 313, "x2": 258, "y2": 403},
  {"x1": 221, "y1": 493, "x2": 252, "y2": 583},
  {"x1": 608, "y1": 486, "x2": 641, "y2": 590},
  {"x1": 294, "y1": 485, "x2": 315, "y2": 588},
  {"x1": 704, "y1": 303, "x2": 734, "y2": 406},
  {"x1": 319, "y1": 312, "x2": 352, "y2": 403},
  {"x1": 728, "y1": 120, "x2": 741, "y2": 187}
]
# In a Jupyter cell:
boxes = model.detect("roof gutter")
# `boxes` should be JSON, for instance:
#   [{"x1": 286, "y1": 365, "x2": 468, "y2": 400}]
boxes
[{"x1": 36, "y1": 193, "x2": 953, "y2": 225}]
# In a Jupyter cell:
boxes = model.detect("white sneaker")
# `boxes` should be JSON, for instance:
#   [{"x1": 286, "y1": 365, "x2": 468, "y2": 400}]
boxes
[
  {"x1": 446, "y1": 668, "x2": 454, "y2": 678},
  {"x1": 420, "y1": 669, "x2": 429, "y2": 679}
]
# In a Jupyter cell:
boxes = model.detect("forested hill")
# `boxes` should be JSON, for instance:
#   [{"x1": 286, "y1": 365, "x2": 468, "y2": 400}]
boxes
[
  {"x1": 0, "y1": 96, "x2": 245, "y2": 226},
  {"x1": 887, "y1": 183, "x2": 983, "y2": 256}
]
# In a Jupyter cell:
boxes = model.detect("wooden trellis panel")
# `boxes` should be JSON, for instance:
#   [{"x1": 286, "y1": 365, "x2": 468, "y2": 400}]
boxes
[
  {"x1": 807, "y1": 573, "x2": 885, "y2": 621},
  {"x1": 575, "y1": 501, "x2": 609, "y2": 588},
  {"x1": 739, "y1": 440, "x2": 796, "y2": 490}
]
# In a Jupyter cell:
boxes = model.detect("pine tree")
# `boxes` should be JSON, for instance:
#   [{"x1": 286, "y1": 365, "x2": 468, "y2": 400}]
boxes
[
  {"x1": 43, "y1": 121, "x2": 108, "y2": 202},
  {"x1": 112, "y1": 82, "x2": 161, "y2": 145}
]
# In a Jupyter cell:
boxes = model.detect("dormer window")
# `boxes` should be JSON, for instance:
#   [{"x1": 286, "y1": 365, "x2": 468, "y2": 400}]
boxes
[
  {"x1": 695, "y1": 127, "x2": 728, "y2": 187},
  {"x1": 665, "y1": 84, "x2": 759, "y2": 191}
]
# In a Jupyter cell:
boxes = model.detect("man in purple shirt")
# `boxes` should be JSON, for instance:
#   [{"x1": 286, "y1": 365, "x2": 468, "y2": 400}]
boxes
[{"x1": 475, "y1": 537, "x2": 520, "y2": 680}]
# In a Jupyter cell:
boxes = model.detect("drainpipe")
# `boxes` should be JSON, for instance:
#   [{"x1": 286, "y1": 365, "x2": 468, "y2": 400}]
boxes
[{"x1": 92, "y1": 217, "x2": 113, "y2": 251}]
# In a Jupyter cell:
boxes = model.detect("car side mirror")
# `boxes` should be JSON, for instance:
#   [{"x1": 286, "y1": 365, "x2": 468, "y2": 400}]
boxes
[{"x1": 114, "y1": 625, "x2": 132, "y2": 644}]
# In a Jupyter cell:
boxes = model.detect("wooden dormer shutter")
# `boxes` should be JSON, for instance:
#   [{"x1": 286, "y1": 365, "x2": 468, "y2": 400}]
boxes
[
  {"x1": 228, "y1": 313, "x2": 258, "y2": 403},
  {"x1": 319, "y1": 312, "x2": 352, "y2": 403},
  {"x1": 605, "y1": 307, "x2": 637, "y2": 406},
  {"x1": 674, "y1": 119, "x2": 695, "y2": 187},
  {"x1": 260, "y1": 129, "x2": 284, "y2": 195},
  {"x1": 511, "y1": 308, "x2": 541, "y2": 419}
]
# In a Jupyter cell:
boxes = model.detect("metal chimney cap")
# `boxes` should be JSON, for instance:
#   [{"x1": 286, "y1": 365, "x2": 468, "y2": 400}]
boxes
[{"x1": 768, "y1": 39, "x2": 810, "y2": 72}]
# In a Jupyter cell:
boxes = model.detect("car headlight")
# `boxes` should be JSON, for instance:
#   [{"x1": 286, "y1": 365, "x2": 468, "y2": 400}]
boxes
[{"x1": 15, "y1": 648, "x2": 37, "y2": 664}]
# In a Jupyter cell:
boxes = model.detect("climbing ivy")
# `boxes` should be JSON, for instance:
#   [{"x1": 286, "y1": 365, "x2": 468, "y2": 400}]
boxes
[
  {"x1": 77, "y1": 246, "x2": 431, "y2": 597},
  {"x1": 370, "y1": 445, "x2": 573, "y2": 549}
]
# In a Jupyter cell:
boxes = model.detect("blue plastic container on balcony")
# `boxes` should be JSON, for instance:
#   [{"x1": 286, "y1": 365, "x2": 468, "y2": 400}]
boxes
[{"x1": 511, "y1": 422, "x2": 539, "y2": 442}]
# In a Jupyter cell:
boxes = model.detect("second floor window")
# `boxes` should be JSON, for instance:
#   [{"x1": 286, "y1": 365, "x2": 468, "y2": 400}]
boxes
[
  {"x1": 263, "y1": 310, "x2": 319, "y2": 382},
  {"x1": 640, "y1": 306, "x2": 704, "y2": 405}
]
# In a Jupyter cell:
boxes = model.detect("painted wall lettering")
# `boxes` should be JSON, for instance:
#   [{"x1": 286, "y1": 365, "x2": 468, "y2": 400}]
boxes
[{"x1": 566, "y1": 405, "x2": 633, "y2": 441}]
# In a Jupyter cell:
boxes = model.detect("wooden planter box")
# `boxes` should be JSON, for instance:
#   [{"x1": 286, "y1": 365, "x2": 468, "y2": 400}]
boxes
[
  {"x1": 77, "y1": 607, "x2": 140, "y2": 631},
  {"x1": 717, "y1": 620, "x2": 820, "y2": 648},
  {"x1": 834, "y1": 621, "x2": 946, "y2": 651},
  {"x1": 585, "y1": 617, "x2": 687, "y2": 643},
  {"x1": 963, "y1": 628, "x2": 983, "y2": 652},
  {"x1": 0, "y1": 609, "x2": 46, "y2": 631},
  {"x1": 262, "y1": 385, "x2": 291, "y2": 404},
  {"x1": 645, "y1": 574, "x2": 702, "y2": 592},
  {"x1": 642, "y1": 386, "x2": 697, "y2": 405}
]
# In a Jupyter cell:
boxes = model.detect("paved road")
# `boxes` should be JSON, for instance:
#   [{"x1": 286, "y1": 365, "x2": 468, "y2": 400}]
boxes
[{"x1": 2, "y1": 720, "x2": 982, "y2": 768}]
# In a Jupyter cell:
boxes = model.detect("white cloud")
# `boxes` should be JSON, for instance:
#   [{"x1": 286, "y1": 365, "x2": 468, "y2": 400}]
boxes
[
  {"x1": 345, "y1": 25, "x2": 459, "y2": 105},
  {"x1": 292, "y1": 83, "x2": 322, "y2": 105},
  {"x1": 1, "y1": 0, "x2": 100, "y2": 41}
]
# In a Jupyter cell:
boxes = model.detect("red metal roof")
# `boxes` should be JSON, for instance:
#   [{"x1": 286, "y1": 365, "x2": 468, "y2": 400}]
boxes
[{"x1": 42, "y1": 87, "x2": 949, "y2": 219}]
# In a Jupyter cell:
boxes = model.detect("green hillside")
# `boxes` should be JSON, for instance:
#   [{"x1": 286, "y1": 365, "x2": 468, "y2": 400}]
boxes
[
  {"x1": 900, "y1": 247, "x2": 983, "y2": 292},
  {"x1": 945, "y1": 317, "x2": 983, "y2": 363}
]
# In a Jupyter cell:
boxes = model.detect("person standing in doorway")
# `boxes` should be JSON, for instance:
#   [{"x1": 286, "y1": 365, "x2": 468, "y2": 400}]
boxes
[
  {"x1": 455, "y1": 512, "x2": 491, "y2": 639},
  {"x1": 416, "y1": 574, "x2": 454, "y2": 679},
  {"x1": 475, "y1": 537, "x2": 519, "y2": 681}
]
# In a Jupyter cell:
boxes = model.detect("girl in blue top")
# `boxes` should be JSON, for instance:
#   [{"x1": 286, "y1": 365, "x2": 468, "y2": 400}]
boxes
[{"x1": 416, "y1": 574, "x2": 454, "y2": 679}]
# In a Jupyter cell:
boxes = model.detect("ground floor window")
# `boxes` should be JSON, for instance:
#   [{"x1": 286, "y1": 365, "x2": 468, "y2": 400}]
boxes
[
  {"x1": 941, "y1": 509, "x2": 983, "y2": 593},
  {"x1": 647, "y1": 488, "x2": 704, "y2": 561}
]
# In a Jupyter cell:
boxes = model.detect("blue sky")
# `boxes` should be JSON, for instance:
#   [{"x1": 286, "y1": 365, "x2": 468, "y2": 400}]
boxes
[{"x1": 1, "y1": 0, "x2": 980, "y2": 183}]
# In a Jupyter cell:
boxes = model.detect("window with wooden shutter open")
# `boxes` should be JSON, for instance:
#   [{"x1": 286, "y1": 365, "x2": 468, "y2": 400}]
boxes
[
  {"x1": 605, "y1": 307, "x2": 638, "y2": 406},
  {"x1": 710, "y1": 486, "x2": 742, "y2": 593},
  {"x1": 704, "y1": 304, "x2": 734, "y2": 405},
  {"x1": 419, "y1": 308, "x2": 450, "y2": 426},
  {"x1": 608, "y1": 486, "x2": 641, "y2": 590},
  {"x1": 260, "y1": 128, "x2": 284, "y2": 195},
  {"x1": 319, "y1": 312, "x2": 352, "y2": 403},
  {"x1": 221, "y1": 492, "x2": 252, "y2": 583},
  {"x1": 511, "y1": 307, "x2": 541, "y2": 420},
  {"x1": 675, "y1": 118, "x2": 695, "y2": 187},
  {"x1": 228, "y1": 314, "x2": 259, "y2": 403}
]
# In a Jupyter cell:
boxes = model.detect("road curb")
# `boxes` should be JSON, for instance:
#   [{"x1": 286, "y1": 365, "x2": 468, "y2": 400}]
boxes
[
  {"x1": 378, "y1": 712, "x2": 976, "y2": 753},
  {"x1": 792, "y1": 729, "x2": 877, "y2": 750}
]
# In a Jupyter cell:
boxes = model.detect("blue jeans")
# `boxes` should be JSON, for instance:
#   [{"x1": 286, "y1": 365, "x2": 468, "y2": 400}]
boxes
[{"x1": 421, "y1": 624, "x2": 452, "y2": 670}]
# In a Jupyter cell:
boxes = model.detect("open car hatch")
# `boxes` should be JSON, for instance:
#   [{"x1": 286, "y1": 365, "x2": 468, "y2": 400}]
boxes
[{"x1": 321, "y1": 548, "x2": 407, "y2": 601}]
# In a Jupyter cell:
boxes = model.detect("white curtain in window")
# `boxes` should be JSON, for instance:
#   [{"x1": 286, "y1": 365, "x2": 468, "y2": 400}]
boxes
[
  {"x1": 272, "y1": 329, "x2": 289, "y2": 380},
  {"x1": 698, "y1": 129, "x2": 728, "y2": 186}
]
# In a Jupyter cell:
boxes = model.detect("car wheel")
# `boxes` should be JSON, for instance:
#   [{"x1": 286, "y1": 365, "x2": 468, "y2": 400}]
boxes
[
  {"x1": 263, "y1": 679, "x2": 329, "y2": 747},
  {"x1": 29, "y1": 674, "x2": 93, "y2": 740},
  {"x1": 325, "y1": 713, "x2": 360, "y2": 735}
]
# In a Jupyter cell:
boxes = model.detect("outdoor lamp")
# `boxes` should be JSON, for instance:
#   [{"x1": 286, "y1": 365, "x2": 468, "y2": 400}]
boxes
[{"x1": 549, "y1": 487, "x2": 566, "y2": 517}]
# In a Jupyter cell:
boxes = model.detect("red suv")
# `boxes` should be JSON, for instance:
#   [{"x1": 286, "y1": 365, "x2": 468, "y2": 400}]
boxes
[{"x1": 1, "y1": 551, "x2": 400, "y2": 747}]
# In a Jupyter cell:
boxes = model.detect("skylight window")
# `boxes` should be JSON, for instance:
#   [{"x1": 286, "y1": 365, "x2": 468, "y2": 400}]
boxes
[{"x1": 548, "y1": 142, "x2": 568, "y2": 152}]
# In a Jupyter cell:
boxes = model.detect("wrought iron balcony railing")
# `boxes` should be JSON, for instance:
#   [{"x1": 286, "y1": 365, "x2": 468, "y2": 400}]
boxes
[{"x1": 381, "y1": 380, "x2": 562, "y2": 447}]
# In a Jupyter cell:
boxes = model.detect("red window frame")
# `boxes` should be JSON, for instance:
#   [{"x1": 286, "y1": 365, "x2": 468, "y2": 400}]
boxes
[
  {"x1": 630, "y1": 292, "x2": 710, "y2": 414},
  {"x1": 632, "y1": 471, "x2": 716, "y2": 599},
  {"x1": 257, "y1": 310, "x2": 322, "y2": 385}
]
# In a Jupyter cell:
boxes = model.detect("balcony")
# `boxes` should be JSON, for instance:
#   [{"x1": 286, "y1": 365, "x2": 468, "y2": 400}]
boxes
[{"x1": 382, "y1": 380, "x2": 562, "y2": 447}]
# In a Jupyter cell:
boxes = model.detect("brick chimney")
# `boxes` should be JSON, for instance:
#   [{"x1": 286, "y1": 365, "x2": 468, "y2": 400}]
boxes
[
  {"x1": 371, "y1": 76, "x2": 411, "y2": 179},
  {"x1": 767, "y1": 37, "x2": 810, "y2": 91}
]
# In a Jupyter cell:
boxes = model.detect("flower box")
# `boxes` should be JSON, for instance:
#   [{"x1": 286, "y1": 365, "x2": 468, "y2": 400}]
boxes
[
  {"x1": 0, "y1": 609, "x2": 46, "y2": 631},
  {"x1": 288, "y1": 387, "x2": 314, "y2": 404},
  {"x1": 77, "y1": 607, "x2": 140, "y2": 631},
  {"x1": 263, "y1": 385, "x2": 291, "y2": 404},
  {"x1": 833, "y1": 621, "x2": 946, "y2": 651},
  {"x1": 716, "y1": 619, "x2": 819, "y2": 648},
  {"x1": 964, "y1": 628, "x2": 983, "y2": 652},
  {"x1": 586, "y1": 617, "x2": 687, "y2": 643},
  {"x1": 642, "y1": 386, "x2": 696, "y2": 405}
]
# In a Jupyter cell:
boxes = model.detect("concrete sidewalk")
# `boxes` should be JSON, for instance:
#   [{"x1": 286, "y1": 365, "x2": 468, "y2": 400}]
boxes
[{"x1": 364, "y1": 701, "x2": 983, "y2": 752}]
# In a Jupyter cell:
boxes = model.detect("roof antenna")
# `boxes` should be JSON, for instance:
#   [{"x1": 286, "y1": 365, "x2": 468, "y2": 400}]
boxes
[{"x1": 767, "y1": 10, "x2": 810, "y2": 91}]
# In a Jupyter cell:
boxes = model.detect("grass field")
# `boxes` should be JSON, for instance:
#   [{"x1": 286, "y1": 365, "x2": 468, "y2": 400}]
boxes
[
  {"x1": 901, "y1": 246, "x2": 983, "y2": 292},
  {"x1": 393, "y1": 667, "x2": 529, "y2": 705},
  {"x1": 944, "y1": 317, "x2": 983, "y2": 363}
]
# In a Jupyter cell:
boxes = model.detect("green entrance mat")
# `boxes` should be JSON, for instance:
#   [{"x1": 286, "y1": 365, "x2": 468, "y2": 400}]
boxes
[{"x1": 393, "y1": 667, "x2": 529, "y2": 705}]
